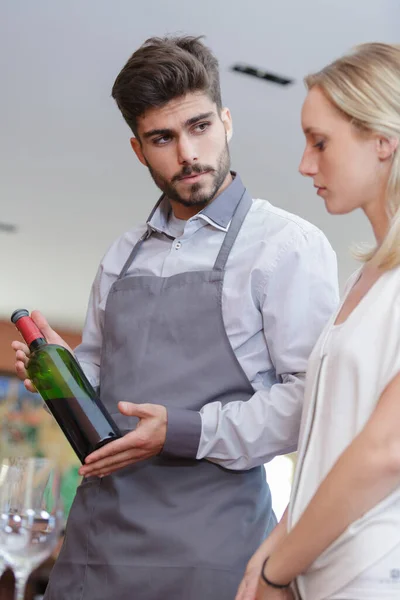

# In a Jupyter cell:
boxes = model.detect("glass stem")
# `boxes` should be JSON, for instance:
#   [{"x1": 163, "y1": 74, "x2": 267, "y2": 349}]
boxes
[{"x1": 14, "y1": 570, "x2": 29, "y2": 600}]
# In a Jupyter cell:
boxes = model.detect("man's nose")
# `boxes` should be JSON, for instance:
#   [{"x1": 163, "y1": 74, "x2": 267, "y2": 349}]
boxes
[{"x1": 177, "y1": 134, "x2": 198, "y2": 165}]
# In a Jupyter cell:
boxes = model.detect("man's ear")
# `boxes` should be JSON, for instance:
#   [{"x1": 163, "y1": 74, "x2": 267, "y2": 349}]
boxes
[
  {"x1": 221, "y1": 107, "x2": 233, "y2": 142},
  {"x1": 376, "y1": 135, "x2": 399, "y2": 161},
  {"x1": 130, "y1": 137, "x2": 147, "y2": 166}
]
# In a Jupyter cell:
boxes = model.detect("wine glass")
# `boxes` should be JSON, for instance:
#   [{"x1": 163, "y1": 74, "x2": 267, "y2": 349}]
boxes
[
  {"x1": 0, "y1": 457, "x2": 63, "y2": 600},
  {"x1": 0, "y1": 554, "x2": 6, "y2": 577}
]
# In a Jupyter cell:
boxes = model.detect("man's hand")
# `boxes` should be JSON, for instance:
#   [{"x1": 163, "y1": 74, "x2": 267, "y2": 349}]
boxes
[
  {"x1": 11, "y1": 310, "x2": 72, "y2": 393},
  {"x1": 79, "y1": 402, "x2": 168, "y2": 477}
]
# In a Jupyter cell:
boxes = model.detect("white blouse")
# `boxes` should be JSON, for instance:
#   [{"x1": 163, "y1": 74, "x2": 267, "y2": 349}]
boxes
[{"x1": 289, "y1": 265, "x2": 400, "y2": 600}]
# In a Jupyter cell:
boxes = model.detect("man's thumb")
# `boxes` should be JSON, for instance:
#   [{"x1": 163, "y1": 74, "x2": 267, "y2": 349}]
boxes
[
  {"x1": 31, "y1": 310, "x2": 54, "y2": 339},
  {"x1": 118, "y1": 401, "x2": 142, "y2": 416},
  {"x1": 31, "y1": 310, "x2": 71, "y2": 350}
]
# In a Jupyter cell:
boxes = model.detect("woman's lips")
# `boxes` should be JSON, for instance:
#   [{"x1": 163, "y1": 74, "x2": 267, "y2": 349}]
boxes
[{"x1": 314, "y1": 185, "x2": 327, "y2": 197}]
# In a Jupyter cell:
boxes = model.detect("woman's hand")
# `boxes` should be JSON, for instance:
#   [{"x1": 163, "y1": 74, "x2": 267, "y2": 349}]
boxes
[
  {"x1": 255, "y1": 580, "x2": 294, "y2": 600},
  {"x1": 235, "y1": 545, "x2": 268, "y2": 600},
  {"x1": 235, "y1": 509, "x2": 290, "y2": 600},
  {"x1": 236, "y1": 552, "x2": 294, "y2": 600}
]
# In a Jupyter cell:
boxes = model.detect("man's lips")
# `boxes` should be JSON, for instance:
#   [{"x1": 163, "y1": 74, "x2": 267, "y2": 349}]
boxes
[{"x1": 177, "y1": 170, "x2": 211, "y2": 182}]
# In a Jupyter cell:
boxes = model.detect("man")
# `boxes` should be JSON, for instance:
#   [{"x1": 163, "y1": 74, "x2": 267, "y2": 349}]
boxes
[{"x1": 13, "y1": 35, "x2": 338, "y2": 599}]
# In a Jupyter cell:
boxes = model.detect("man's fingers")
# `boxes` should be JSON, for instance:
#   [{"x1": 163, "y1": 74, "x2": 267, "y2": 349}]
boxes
[
  {"x1": 15, "y1": 367, "x2": 36, "y2": 393},
  {"x1": 16, "y1": 349, "x2": 29, "y2": 367},
  {"x1": 84, "y1": 433, "x2": 137, "y2": 464},
  {"x1": 80, "y1": 450, "x2": 145, "y2": 477},
  {"x1": 11, "y1": 340, "x2": 30, "y2": 355},
  {"x1": 15, "y1": 359, "x2": 28, "y2": 380},
  {"x1": 24, "y1": 379, "x2": 36, "y2": 393},
  {"x1": 12, "y1": 341, "x2": 30, "y2": 383},
  {"x1": 101, "y1": 459, "x2": 134, "y2": 477},
  {"x1": 89, "y1": 448, "x2": 134, "y2": 471}
]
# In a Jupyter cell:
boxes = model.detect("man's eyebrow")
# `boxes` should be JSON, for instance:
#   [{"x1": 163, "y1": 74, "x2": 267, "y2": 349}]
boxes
[
  {"x1": 184, "y1": 111, "x2": 215, "y2": 127},
  {"x1": 142, "y1": 112, "x2": 215, "y2": 139},
  {"x1": 142, "y1": 127, "x2": 172, "y2": 139}
]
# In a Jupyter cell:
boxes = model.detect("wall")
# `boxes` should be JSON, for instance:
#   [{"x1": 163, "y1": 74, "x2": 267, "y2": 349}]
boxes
[{"x1": 0, "y1": 320, "x2": 81, "y2": 373}]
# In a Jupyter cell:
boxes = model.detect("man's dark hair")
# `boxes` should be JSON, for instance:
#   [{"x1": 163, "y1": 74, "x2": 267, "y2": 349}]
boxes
[{"x1": 111, "y1": 35, "x2": 222, "y2": 136}]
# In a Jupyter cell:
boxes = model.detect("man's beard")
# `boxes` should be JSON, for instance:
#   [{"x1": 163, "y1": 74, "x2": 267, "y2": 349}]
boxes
[{"x1": 145, "y1": 141, "x2": 231, "y2": 209}]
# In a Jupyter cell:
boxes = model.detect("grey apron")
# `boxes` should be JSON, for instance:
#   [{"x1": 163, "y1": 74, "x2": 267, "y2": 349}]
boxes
[{"x1": 45, "y1": 187, "x2": 275, "y2": 600}]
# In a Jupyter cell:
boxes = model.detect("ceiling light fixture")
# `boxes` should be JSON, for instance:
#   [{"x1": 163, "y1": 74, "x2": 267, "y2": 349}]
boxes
[
  {"x1": 0, "y1": 222, "x2": 17, "y2": 234},
  {"x1": 231, "y1": 64, "x2": 294, "y2": 86}
]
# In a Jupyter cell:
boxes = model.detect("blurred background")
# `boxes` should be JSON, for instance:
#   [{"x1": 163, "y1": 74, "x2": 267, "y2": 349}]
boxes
[{"x1": 0, "y1": 3, "x2": 398, "y2": 594}]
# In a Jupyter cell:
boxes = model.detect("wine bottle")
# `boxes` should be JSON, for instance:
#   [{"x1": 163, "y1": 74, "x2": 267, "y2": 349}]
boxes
[{"x1": 11, "y1": 309, "x2": 121, "y2": 463}]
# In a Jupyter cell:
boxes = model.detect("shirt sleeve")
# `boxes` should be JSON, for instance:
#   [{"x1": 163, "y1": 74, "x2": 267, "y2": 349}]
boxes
[
  {"x1": 195, "y1": 229, "x2": 339, "y2": 470},
  {"x1": 73, "y1": 265, "x2": 104, "y2": 388}
]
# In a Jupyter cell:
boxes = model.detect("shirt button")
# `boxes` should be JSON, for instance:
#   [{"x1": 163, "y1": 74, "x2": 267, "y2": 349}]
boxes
[{"x1": 175, "y1": 241, "x2": 182, "y2": 249}]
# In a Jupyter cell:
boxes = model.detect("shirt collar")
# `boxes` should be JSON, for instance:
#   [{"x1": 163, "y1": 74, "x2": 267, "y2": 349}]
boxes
[
  {"x1": 197, "y1": 172, "x2": 245, "y2": 231},
  {"x1": 147, "y1": 196, "x2": 172, "y2": 235},
  {"x1": 147, "y1": 172, "x2": 246, "y2": 235}
]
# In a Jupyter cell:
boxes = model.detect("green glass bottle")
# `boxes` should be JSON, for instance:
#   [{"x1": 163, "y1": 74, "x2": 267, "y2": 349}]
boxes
[{"x1": 11, "y1": 309, "x2": 121, "y2": 463}]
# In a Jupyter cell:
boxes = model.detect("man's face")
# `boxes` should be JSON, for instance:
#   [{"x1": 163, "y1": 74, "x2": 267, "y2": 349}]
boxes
[{"x1": 131, "y1": 92, "x2": 232, "y2": 209}]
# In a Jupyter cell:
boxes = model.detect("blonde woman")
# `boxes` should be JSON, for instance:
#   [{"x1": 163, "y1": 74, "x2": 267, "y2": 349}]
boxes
[{"x1": 236, "y1": 43, "x2": 400, "y2": 600}]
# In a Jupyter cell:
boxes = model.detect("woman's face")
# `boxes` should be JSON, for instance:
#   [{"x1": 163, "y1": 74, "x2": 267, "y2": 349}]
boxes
[{"x1": 299, "y1": 86, "x2": 392, "y2": 216}]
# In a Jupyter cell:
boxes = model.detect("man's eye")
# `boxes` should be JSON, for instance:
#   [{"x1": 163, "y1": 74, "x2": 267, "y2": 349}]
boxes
[
  {"x1": 153, "y1": 136, "x2": 171, "y2": 146},
  {"x1": 193, "y1": 122, "x2": 210, "y2": 133}
]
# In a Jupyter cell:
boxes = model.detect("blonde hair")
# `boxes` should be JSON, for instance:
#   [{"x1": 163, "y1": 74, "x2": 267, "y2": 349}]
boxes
[{"x1": 305, "y1": 43, "x2": 400, "y2": 270}]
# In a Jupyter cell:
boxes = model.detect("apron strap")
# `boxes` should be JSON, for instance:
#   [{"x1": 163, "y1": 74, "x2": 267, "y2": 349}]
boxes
[
  {"x1": 118, "y1": 230, "x2": 152, "y2": 280},
  {"x1": 117, "y1": 193, "x2": 166, "y2": 280},
  {"x1": 213, "y1": 189, "x2": 253, "y2": 272}
]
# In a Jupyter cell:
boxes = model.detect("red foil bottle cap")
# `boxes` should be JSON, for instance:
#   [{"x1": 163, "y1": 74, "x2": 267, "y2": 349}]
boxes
[{"x1": 11, "y1": 309, "x2": 46, "y2": 347}]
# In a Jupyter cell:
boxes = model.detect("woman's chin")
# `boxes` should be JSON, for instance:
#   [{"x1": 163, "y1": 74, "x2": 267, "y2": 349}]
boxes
[{"x1": 325, "y1": 199, "x2": 352, "y2": 216}]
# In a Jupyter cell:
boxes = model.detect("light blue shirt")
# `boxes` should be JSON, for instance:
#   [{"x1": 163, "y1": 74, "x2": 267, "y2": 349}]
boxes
[{"x1": 75, "y1": 175, "x2": 339, "y2": 469}]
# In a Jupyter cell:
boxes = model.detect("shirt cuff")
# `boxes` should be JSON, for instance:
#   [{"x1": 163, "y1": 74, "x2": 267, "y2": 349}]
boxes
[{"x1": 161, "y1": 408, "x2": 202, "y2": 459}]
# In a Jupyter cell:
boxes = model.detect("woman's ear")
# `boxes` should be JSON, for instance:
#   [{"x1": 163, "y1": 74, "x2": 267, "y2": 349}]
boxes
[
  {"x1": 376, "y1": 135, "x2": 399, "y2": 161},
  {"x1": 130, "y1": 137, "x2": 147, "y2": 166}
]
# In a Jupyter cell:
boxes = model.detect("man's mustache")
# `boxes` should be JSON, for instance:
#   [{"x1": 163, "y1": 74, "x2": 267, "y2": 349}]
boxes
[{"x1": 172, "y1": 165, "x2": 214, "y2": 182}]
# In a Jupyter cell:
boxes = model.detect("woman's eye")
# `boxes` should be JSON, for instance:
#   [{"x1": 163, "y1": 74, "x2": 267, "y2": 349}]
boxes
[{"x1": 313, "y1": 140, "x2": 325, "y2": 151}]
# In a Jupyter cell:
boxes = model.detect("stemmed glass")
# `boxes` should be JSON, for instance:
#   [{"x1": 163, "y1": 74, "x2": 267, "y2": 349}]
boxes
[
  {"x1": 0, "y1": 554, "x2": 6, "y2": 577},
  {"x1": 0, "y1": 457, "x2": 63, "y2": 600}
]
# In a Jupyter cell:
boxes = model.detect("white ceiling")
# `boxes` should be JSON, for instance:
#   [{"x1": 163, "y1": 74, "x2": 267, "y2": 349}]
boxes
[{"x1": 1, "y1": 0, "x2": 399, "y2": 329}]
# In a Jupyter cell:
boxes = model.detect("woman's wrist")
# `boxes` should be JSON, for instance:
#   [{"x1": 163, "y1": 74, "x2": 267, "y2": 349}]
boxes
[{"x1": 261, "y1": 556, "x2": 292, "y2": 589}]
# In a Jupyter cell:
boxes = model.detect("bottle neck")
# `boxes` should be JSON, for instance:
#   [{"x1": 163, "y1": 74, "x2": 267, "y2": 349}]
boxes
[
  {"x1": 14, "y1": 316, "x2": 47, "y2": 350},
  {"x1": 29, "y1": 337, "x2": 47, "y2": 351}
]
